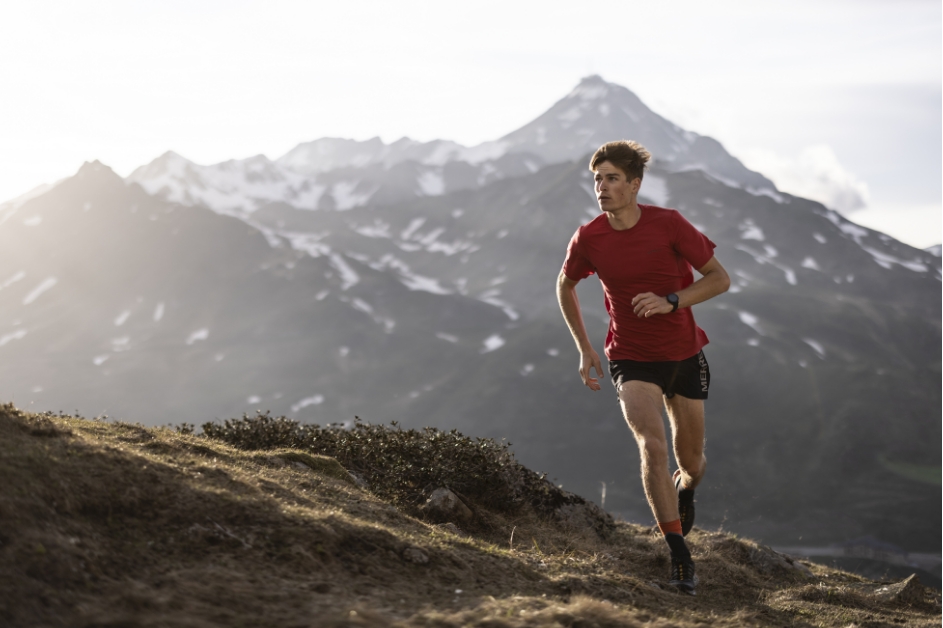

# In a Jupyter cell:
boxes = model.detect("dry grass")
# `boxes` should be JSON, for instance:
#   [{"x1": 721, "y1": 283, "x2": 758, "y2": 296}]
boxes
[{"x1": 0, "y1": 403, "x2": 939, "y2": 627}]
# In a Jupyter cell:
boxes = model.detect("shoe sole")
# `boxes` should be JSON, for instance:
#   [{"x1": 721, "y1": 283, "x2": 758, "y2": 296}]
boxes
[
  {"x1": 669, "y1": 581, "x2": 697, "y2": 596},
  {"x1": 675, "y1": 476, "x2": 695, "y2": 537}
]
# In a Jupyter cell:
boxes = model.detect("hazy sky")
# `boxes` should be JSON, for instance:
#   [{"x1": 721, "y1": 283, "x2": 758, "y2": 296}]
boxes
[{"x1": 1, "y1": 0, "x2": 940, "y2": 247}]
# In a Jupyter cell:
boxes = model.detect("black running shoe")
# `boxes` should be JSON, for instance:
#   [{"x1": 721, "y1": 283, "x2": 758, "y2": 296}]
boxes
[
  {"x1": 676, "y1": 475, "x2": 695, "y2": 536},
  {"x1": 669, "y1": 553, "x2": 698, "y2": 596}
]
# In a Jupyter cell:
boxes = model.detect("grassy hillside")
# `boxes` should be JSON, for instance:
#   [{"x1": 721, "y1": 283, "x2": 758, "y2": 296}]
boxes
[{"x1": 0, "y1": 403, "x2": 939, "y2": 627}]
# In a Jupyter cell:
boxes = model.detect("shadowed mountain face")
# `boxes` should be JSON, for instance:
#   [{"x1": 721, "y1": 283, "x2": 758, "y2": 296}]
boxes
[{"x1": 1, "y1": 78, "x2": 939, "y2": 553}]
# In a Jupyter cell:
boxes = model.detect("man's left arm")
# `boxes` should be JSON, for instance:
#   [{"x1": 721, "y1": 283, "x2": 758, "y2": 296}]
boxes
[{"x1": 631, "y1": 256, "x2": 731, "y2": 318}]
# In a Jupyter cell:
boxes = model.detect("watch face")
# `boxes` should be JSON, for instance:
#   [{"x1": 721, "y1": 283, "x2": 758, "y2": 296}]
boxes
[{"x1": 667, "y1": 294, "x2": 679, "y2": 304}]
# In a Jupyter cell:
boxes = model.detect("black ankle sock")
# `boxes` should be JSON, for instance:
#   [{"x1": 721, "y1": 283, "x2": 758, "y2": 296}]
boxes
[{"x1": 664, "y1": 532, "x2": 690, "y2": 559}]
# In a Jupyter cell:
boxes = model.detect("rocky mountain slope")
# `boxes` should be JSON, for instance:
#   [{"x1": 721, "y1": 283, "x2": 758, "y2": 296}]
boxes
[
  {"x1": 2, "y1": 404, "x2": 938, "y2": 627},
  {"x1": 1, "y1": 77, "x2": 938, "y2": 557}
]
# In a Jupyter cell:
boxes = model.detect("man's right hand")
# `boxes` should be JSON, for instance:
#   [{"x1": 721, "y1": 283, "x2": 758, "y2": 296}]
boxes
[{"x1": 580, "y1": 349, "x2": 604, "y2": 391}]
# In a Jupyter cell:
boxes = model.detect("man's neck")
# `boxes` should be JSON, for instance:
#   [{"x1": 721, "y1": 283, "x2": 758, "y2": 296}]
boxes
[{"x1": 605, "y1": 201, "x2": 642, "y2": 231}]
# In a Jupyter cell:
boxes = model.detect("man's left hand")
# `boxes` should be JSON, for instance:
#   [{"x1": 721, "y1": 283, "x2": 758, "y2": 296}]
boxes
[{"x1": 631, "y1": 292, "x2": 673, "y2": 318}]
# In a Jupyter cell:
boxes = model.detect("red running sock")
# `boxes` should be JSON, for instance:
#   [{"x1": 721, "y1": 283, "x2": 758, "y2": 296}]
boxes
[{"x1": 658, "y1": 519, "x2": 683, "y2": 536}]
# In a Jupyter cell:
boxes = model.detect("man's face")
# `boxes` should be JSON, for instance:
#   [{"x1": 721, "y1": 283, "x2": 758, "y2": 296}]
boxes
[{"x1": 594, "y1": 161, "x2": 640, "y2": 213}]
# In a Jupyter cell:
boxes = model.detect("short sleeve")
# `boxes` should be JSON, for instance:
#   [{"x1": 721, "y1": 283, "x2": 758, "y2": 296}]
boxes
[
  {"x1": 562, "y1": 227, "x2": 596, "y2": 281},
  {"x1": 672, "y1": 211, "x2": 716, "y2": 270}
]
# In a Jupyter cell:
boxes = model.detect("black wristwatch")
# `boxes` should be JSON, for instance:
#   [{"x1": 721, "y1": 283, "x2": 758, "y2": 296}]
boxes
[{"x1": 666, "y1": 293, "x2": 680, "y2": 312}]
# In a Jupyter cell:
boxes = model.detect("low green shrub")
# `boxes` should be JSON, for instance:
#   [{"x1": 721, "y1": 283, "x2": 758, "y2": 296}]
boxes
[{"x1": 199, "y1": 412, "x2": 574, "y2": 517}]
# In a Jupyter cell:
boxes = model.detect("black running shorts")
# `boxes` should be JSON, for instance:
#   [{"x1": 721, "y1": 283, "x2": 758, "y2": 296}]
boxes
[{"x1": 609, "y1": 350, "x2": 710, "y2": 399}]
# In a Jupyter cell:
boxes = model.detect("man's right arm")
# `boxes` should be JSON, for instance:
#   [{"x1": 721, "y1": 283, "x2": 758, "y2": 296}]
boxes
[{"x1": 556, "y1": 271, "x2": 603, "y2": 391}]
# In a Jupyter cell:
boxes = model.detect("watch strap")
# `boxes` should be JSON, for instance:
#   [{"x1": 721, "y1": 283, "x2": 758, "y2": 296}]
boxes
[{"x1": 667, "y1": 293, "x2": 680, "y2": 312}]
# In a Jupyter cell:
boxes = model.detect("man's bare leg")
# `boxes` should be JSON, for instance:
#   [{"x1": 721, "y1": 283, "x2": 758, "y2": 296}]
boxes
[
  {"x1": 665, "y1": 394, "x2": 707, "y2": 491},
  {"x1": 620, "y1": 380, "x2": 699, "y2": 594},
  {"x1": 665, "y1": 394, "x2": 706, "y2": 538},
  {"x1": 617, "y1": 380, "x2": 678, "y2": 522}
]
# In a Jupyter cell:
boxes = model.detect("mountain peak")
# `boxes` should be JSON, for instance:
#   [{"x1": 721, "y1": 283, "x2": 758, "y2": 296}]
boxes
[
  {"x1": 496, "y1": 76, "x2": 773, "y2": 190},
  {"x1": 77, "y1": 160, "x2": 114, "y2": 175},
  {"x1": 569, "y1": 74, "x2": 612, "y2": 100},
  {"x1": 75, "y1": 160, "x2": 124, "y2": 185}
]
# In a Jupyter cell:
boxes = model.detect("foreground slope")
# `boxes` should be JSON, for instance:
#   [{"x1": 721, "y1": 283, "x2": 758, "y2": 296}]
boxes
[{"x1": 1, "y1": 403, "x2": 938, "y2": 627}]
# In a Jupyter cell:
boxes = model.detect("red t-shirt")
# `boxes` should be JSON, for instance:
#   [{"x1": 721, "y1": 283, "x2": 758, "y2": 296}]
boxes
[{"x1": 562, "y1": 205, "x2": 716, "y2": 362}]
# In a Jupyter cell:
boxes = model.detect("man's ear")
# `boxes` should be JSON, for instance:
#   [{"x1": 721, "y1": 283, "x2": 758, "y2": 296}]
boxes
[{"x1": 631, "y1": 177, "x2": 642, "y2": 193}]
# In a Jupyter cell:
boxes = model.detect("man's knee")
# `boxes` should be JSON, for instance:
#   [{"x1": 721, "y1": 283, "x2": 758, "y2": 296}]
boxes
[
  {"x1": 677, "y1": 452, "x2": 707, "y2": 480},
  {"x1": 675, "y1": 442, "x2": 705, "y2": 468},
  {"x1": 637, "y1": 434, "x2": 670, "y2": 466}
]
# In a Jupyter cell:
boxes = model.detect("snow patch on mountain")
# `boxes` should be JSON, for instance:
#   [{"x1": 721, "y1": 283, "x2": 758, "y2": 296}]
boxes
[
  {"x1": 861, "y1": 246, "x2": 929, "y2": 272},
  {"x1": 639, "y1": 175, "x2": 668, "y2": 206},
  {"x1": 479, "y1": 295, "x2": 519, "y2": 321},
  {"x1": 417, "y1": 171, "x2": 445, "y2": 196},
  {"x1": 343, "y1": 295, "x2": 394, "y2": 332},
  {"x1": 127, "y1": 152, "x2": 328, "y2": 215},
  {"x1": 0, "y1": 271, "x2": 25, "y2": 292},
  {"x1": 280, "y1": 231, "x2": 329, "y2": 258},
  {"x1": 802, "y1": 338, "x2": 826, "y2": 359},
  {"x1": 354, "y1": 220, "x2": 393, "y2": 239},
  {"x1": 291, "y1": 395, "x2": 324, "y2": 412},
  {"x1": 329, "y1": 254, "x2": 360, "y2": 289},
  {"x1": 331, "y1": 181, "x2": 373, "y2": 210},
  {"x1": 824, "y1": 211, "x2": 869, "y2": 244},
  {"x1": 23, "y1": 277, "x2": 57, "y2": 305},
  {"x1": 737, "y1": 311, "x2": 765, "y2": 336},
  {"x1": 359, "y1": 253, "x2": 451, "y2": 295},
  {"x1": 401, "y1": 218, "x2": 426, "y2": 240},
  {"x1": 276, "y1": 137, "x2": 508, "y2": 175},
  {"x1": 351, "y1": 298, "x2": 374, "y2": 315},
  {"x1": 185, "y1": 328, "x2": 209, "y2": 345},
  {"x1": 801, "y1": 257, "x2": 821, "y2": 271},
  {"x1": 0, "y1": 329, "x2": 27, "y2": 347},
  {"x1": 739, "y1": 221, "x2": 765, "y2": 241},
  {"x1": 735, "y1": 245, "x2": 797, "y2": 285},
  {"x1": 481, "y1": 334, "x2": 505, "y2": 353}
]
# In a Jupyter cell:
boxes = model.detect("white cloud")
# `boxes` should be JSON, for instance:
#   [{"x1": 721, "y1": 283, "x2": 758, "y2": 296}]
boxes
[
  {"x1": 851, "y1": 203, "x2": 943, "y2": 250},
  {"x1": 741, "y1": 145, "x2": 870, "y2": 213}
]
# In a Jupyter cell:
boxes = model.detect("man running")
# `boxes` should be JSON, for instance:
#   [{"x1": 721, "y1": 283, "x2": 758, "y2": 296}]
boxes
[{"x1": 556, "y1": 140, "x2": 730, "y2": 595}]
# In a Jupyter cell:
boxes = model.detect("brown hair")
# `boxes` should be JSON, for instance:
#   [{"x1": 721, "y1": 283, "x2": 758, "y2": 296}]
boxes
[{"x1": 589, "y1": 140, "x2": 652, "y2": 181}]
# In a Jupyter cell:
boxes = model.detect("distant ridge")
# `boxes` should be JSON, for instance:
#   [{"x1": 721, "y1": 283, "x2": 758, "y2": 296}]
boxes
[{"x1": 126, "y1": 75, "x2": 775, "y2": 215}]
